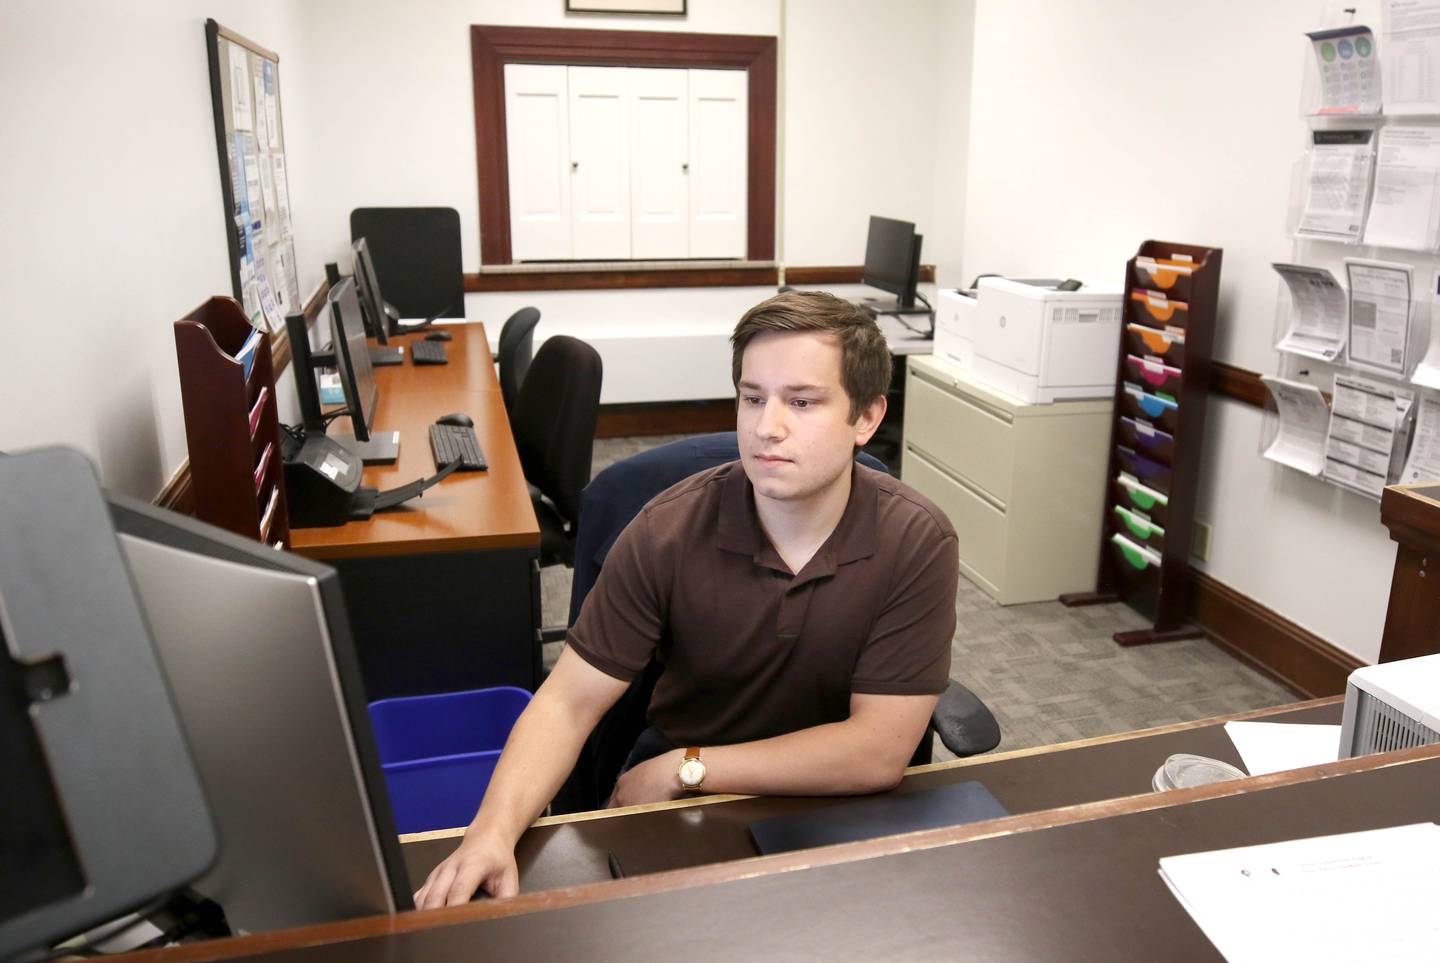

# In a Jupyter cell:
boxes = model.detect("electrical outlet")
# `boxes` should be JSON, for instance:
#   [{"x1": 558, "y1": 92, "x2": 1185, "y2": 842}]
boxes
[{"x1": 1192, "y1": 521, "x2": 1213, "y2": 562}]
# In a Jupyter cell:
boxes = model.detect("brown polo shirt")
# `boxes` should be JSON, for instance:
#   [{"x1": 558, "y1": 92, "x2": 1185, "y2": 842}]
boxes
[{"x1": 566, "y1": 461, "x2": 958, "y2": 747}]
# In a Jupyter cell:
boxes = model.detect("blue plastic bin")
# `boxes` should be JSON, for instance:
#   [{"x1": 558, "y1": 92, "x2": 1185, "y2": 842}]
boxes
[{"x1": 368, "y1": 686, "x2": 532, "y2": 834}]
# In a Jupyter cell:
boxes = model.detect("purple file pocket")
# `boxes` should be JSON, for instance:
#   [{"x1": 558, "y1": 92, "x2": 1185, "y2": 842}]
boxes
[
  {"x1": 1116, "y1": 445, "x2": 1172, "y2": 496},
  {"x1": 1118, "y1": 416, "x2": 1175, "y2": 465}
]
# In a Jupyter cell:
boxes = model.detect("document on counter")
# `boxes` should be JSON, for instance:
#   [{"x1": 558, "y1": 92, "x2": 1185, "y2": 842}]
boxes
[
  {"x1": 1324, "y1": 372, "x2": 1415, "y2": 498},
  {"x1": 1306, "y1": 26, "x2": 1381, "y2": 114},
  {"x1": 1260, "y1": 376, "x2": 1330, "y2": 475},
  {"x1": 1345, "y1": 258, "x2": 1414, "y2": 376},
  {"x1": 1362, "y1": 126, "x2": 1440, "y2": 251},
  {"x1": 1296, "y1": 129, "x2": 1375, "y2": 241},
  {"x1": 1159, "y1": 823, "x2": 1440, "y2": 963},
  {"x1": 1271, "y1": 263, "x2": 1348, "y2": 360},
  {"x1": 1401, "y1": 394, "x2": 1440, "y2": 482},
  {"x1": 1382, "y1": 0, "x2": 1440, "y2": 115},
  {"x1": 1222, "y1": 721, "x2": 1340, "y2": 776}
]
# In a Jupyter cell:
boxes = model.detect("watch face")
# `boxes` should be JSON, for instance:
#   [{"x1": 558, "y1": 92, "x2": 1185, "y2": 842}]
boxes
[{"x1": 679, "y1": 759, "x2": 705, "y2": 787}]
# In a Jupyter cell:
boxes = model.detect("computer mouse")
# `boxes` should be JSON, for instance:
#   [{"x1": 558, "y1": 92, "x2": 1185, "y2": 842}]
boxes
[
  {"x1": 425, "y1": 330, "x2": 454, "y2": 342},
  {"x1": 436, "y1": 412, "x2": 474, "y2": 428}
]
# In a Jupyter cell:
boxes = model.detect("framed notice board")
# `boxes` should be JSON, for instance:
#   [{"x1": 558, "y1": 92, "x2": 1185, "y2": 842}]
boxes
[{"x1": 204, "y1": 19, "x2": 302, "y2": 334}]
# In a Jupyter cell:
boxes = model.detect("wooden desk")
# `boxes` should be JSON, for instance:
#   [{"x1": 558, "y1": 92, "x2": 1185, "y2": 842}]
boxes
[
  {"x1": 1380, "y1": 481, "x2": 1440, "y2": 662},
  {"x1": 290, "y1": 323, "x2": 542, "y2": 698},
  {"x1": 116, "y1": 720, "x2": 1440, "y2": 962}
]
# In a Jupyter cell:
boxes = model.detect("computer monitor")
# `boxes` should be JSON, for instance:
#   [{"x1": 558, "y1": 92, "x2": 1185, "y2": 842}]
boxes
[
  {"x1": 108, "y1": 492, "x2": 414, "y2": 933},
  {"x1": 329, "y1": 277, "x2": 399, "y2": 464},
  {"x1": 861, "y1": 215, "x2": 927, "y2": 316},
  {"x1": 353, "y1": 238, "x2": 392, "y2": 344}
]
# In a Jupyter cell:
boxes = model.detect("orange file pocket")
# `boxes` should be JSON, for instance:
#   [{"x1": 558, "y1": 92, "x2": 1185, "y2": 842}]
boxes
[
  {"x1": 1128, "y1": 289, "x2": 1191, "y2": 330},
  {"x1": 1124, "y1": 355, "x2": 1184, "y2": 397},
  {"x1": 1118, "y1": 416, "x2": 1175, "y2": 464},
  {"x1": 1125, "y1": 322, "x2": 1187, "y2": 368},
  {"x1": 1064, "y1": 240, "x2": 1221, "y2": 644}
]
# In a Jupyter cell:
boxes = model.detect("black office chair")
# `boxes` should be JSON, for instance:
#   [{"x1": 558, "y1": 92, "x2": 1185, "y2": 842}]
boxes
[
  {"x1": 349, "y1": 207, "x2": 465, "y2": 320},
  {"x1": 549, "y1": 432, "x2": 1001, "y2": 814},
  {"x1": 512, "y1": 336, "x2": 603, "y2": 569},
  {"x1": 497, "y1": 307, "x2": 542, "y2": 420}
]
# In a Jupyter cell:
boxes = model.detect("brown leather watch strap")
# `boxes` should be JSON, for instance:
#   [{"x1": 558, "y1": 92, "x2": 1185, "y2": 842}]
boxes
[{"x1": 685, "y1": 747, "x2": 701, "y2": 761}]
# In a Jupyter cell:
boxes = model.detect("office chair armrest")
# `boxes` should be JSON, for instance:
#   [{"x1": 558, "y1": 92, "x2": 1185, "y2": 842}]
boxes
[{"x1": 931, "y1": 682, "x2": 1001, "y2": 758}]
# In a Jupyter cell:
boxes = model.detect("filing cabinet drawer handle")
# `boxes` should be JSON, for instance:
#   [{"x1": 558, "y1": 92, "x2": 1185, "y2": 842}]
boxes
[
  {"x1": 912, "y1": 369, "x2": 1015, "y2": 426},
  {"x1": 906, "y1": 443, "x2": 1008, "y2": 514}
]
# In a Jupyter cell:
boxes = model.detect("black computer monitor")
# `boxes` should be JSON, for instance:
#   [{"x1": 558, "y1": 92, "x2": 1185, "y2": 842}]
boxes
[
  {"x1": 352, "y1": 238, "x2": 391, "y2": 344},
  {"x1": 861, "y1": 215, "x2": 926, "y2": 315},
  {"x1": 329, "y1": 277, "x2": 399, "y2": 464},
  {"x1": 108, "y1": 492, "x2": 414, "y2": 932}
]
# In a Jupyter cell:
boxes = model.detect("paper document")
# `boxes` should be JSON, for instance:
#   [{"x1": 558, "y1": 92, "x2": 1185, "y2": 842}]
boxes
[
  {"x1": 1401, "y1": 394, "x2": 1440, "y2": 482},
  {"x1": 1271, "y1": 263, "x2": 1348, "y2": 360},
  {"x1": 1363, "y1": 126, "x2": 1440, "y2": 251},
  {"x1": 1223, "y1": 721, "x2": 1340, "y2": 776},
  {"x1": 1159, "y1": 823, "x2": 1440, "y2": 963},
  {"x1": 1260, "y1": 377, "x2": 1330, "y2": 475},
  {"x1": 1296, "y1": 129, "x2": 1374, "y2": 241},
  {"x1": 1307, "y1": 26, "x2": 1381, "y2": 114},
  {"x1": 1410, "y1": 271, "x2": 1440, "y2": 387},
  {"x1": 228, "y1": 44, "x2": 252, "y2": 131},
  {"x1": 1382, "y1": 0, "x2": 1440, "y2": 115},
  {"x1": 1345, "y1": 258, "x2": 1414, "y2": 376},
  {"x1": 1324, "y1": 372, "x2": 1415, "y2": 498}
]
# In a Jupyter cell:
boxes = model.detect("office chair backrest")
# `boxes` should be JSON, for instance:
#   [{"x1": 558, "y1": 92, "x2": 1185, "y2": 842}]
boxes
[
  {"x1": 349, "y1": 208, "x2": 464, "y2": 319},
  {"x1": 512, "y1": 336, "x2": 603, "y2": 526},
  {"x1": 497, "y1": 307, "x2": 541, "y2": 416}
]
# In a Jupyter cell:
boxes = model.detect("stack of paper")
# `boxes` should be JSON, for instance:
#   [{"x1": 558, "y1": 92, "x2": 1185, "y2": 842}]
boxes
[
  {"x1": 1260, "y1": 376, "x2": 1330, "y2": 476},
  {"x1": 1272, "y1": 263, "x2": 1348, "y2": 361},
  {"x1": 1324, "y1": 372, "x2": 1415, "y2": 499},
  {"x1": 1159, "y1": 823, "x2": 1440, "y2": 962}
]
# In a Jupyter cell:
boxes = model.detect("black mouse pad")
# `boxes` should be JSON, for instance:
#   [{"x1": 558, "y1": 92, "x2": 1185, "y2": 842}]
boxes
[{"x1": 748, "y1": 781, "x2": 1008, "y2": 856}]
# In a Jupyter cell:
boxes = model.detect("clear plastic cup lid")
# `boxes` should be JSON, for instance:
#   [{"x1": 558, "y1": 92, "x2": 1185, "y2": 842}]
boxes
[{"x1": 1151, "y1": 753, "x2": 1247, "y2": 792}]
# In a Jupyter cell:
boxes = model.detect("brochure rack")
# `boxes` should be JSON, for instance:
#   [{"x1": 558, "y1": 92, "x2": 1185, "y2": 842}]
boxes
[
  {"x1": 1061, "y1": 240, "x2": 1222, "y2": 645},
  {"x1": 174, "y1": 297, "x2": 291, "y2": 549}
]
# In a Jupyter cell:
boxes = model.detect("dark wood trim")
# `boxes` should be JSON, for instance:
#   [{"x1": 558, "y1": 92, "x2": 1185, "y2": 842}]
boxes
[
  {"x1": 785, "y1": 265, "x2": 936, "y2": 286},
  {"x1": 1186, "y1": 568, "x2": 1364, "y2": 698},
  {"x1": 1209, "y1": 360, "x2": 1265, "y2": 409},
  {"x1": 470, "y1": 25, "x2": 778, "y2": 265},
  {"x1": 596, "y1": 399, "x2": 735, "y2": 437},
  {"x1": 465, "y1": 266, "x2": 777, "y2": 292},
  {"x1": 154, "y1": 465, "x2": 196, "y2": 515},
  {"x1": 214, "y1": 24, "x2": 279, "y2": 63}
]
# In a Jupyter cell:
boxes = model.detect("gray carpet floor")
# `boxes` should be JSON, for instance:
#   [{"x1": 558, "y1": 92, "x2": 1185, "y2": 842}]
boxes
[{"x1": 541, "y1": 435, "x2": 1297, "y2": 761}]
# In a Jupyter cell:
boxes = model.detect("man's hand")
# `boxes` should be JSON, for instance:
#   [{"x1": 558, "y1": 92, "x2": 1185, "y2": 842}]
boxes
[
  {"x1": 607, "y1": 748, "x2": 685, "y2": 808},
  {"x1": 413, "y1": 830, "x2": 518, "y2": 909}
]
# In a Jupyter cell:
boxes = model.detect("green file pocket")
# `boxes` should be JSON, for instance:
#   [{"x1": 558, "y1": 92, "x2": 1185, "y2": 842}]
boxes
[
  {"x1": 1125, "y1": 323, "x2": 1187, "y2": 368},
  {"x1": 1110, "y1": 532, "x2": 1162, "y2": 599},
  {"x1": 1116, "y1": 445, "x2": 1172, "y2": 496},
  {"x1": 1115, "y1": 472, "x2": 1171, "y2": 529},
  {"x1": 1131, "y1": 256, "x2": 1197, "y2": 302},
  {"x1": 1118, "y1": 416, "x2": 1175, "y2": 464},
  {"x1": 1112, "y1": 504, "x2": 1166, "y2": 551},
  {"x1": 1124, "y1": 355, "x2": 1183, "y2": 398},
  {"x1": 1121, "y1": 382, "x2": 1180, "y2": 434}
]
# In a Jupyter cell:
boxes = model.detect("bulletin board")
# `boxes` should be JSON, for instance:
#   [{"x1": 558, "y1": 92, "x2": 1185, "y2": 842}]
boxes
[{"x1": 204, "y1": 19, "x2": 302, "y2": 335}]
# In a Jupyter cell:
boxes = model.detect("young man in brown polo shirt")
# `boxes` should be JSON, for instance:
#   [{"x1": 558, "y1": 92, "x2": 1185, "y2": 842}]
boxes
[{"x1": 415, "y1": 291, "x2": 959, "y2": 908}]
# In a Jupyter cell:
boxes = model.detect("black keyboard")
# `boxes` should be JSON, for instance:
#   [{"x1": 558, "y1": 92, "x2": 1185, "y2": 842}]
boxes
[
  {"x1": 429, "y1": 423, "x2": 487, "y2": 471},
  {"x1": 411, "y1": 340, "x2": 449, "y2": 365}
]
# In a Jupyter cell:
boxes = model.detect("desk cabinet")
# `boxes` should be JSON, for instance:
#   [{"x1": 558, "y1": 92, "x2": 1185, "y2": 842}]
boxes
[{"x1": 902, "y1": 354, "x2": 1111, "y2": 604}]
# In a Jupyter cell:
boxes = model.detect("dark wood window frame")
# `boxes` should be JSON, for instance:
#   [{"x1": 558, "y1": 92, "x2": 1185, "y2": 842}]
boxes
[{"x1": 470, "y1": 25, "x2": 777, "y2": 268}]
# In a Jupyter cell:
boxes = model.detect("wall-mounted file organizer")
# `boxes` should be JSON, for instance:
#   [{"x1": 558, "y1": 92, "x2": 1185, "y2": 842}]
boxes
[
  {"x1": 1061, "y1": 240, "x2": 1222, "y2": 645},
  {"x1": 174, "y1": 296, "x2": 291, "y2": 549}
]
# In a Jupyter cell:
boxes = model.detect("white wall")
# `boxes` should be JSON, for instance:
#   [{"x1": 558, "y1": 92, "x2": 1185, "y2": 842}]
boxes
[{"x1": 955, "y1": 0, "x2": 1394, "y2": 662}]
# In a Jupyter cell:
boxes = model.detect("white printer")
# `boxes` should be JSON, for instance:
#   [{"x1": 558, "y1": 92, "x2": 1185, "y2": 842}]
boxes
[{"x1": 967, "y1": 277, "x2": 1123, "y2": 404}]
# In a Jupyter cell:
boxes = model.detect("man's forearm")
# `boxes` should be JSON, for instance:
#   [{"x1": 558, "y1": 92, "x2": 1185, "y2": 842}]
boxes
[{"x1": 698, "y1": 715, "x2": 919, "y2": 797}]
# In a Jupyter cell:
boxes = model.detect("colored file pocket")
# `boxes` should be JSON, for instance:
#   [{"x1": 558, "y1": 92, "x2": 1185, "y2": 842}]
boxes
[
  {"x1": 1132, "y1": 256, "x2": 1196, "y2": 302},
  {"x1": 1125, "y1": 322, "x2": 1187, "y2": 368},
  {"x1": 1116, "y1": 444, "x2": 1171, "y2": 495},
  {"x1": 1129, "y1": 290, "x2": 1190, "y2": 330},
  {"x1": 1109, "y1": 532, "x2": 1162, "y2": 600},
  {"x1": 1124, "y1": 354, "x2": 1183, "y2": 397},
  {"x1": 1112, "y1": 504, "x2": 1166, "y2": 551},
  {"x1": 1121, "y1": 383, "x2": 1180, "y2": 434},
  {"x1": 1118, "y1": 416, "x2": 1175, "y2": 464},
  {"x1": 1114, "y1": 473, "x2": 1171, "y2": 529}
]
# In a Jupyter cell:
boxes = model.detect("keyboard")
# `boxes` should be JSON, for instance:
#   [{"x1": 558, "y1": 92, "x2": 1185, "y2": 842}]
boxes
[
  {"x1": 429, "y1": 423, "x2": 487, "y2": 471},
  {"x1": 411, "y1": 340, "x2": 449, "y2": 365}
]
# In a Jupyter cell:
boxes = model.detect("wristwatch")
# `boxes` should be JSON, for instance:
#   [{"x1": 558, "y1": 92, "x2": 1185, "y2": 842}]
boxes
[{"x1": 678, "y1": 747, "x2": 706, "y2": 792}]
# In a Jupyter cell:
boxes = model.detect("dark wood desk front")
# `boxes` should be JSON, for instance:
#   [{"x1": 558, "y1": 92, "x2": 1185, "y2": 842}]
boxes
[{"x1": 290, "y1": 323, "x2": 542, "y2": 698}]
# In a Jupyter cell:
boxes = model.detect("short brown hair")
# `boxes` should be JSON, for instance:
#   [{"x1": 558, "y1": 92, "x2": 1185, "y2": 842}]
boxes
[{"x1": 730, "y1": 291, "x2": 892, "y2": 423}]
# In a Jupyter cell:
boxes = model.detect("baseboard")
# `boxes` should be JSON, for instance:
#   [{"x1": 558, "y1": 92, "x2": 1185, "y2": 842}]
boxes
[
  {"x1": 1186, "y1": 569, "x2": 1363, "y2": 699},
  {"x1": 595, "y1": 400, "x2": 735, "y2": 438},
  {"x1": 154, "y1": 462, "x2": 195, "y2": 514}
]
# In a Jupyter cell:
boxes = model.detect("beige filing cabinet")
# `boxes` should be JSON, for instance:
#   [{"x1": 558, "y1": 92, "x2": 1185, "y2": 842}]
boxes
[{"x1": 902, "y1": 354, "x2": 1112, "y2": 604}]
